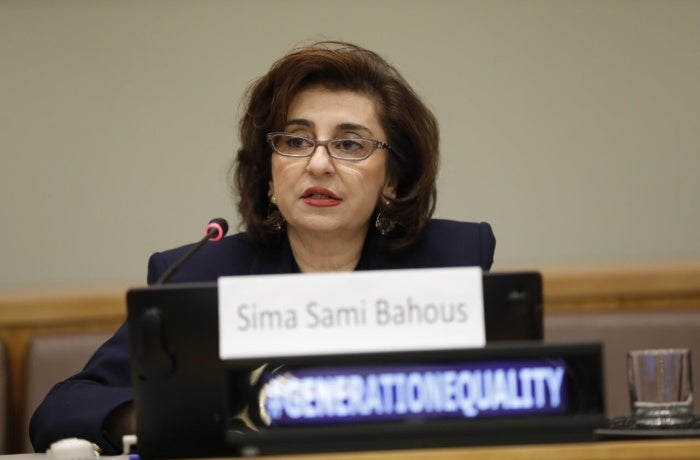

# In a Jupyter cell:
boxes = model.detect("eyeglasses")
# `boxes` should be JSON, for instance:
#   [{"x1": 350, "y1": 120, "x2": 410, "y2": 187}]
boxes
[{"x1": 266, "y1": 132, "x2": 391, "y2": 161}]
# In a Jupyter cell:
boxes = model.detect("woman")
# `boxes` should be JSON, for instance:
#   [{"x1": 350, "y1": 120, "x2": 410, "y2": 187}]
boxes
[{"x1": 29, "y1": 40, "x2": 495, "y2": 454}]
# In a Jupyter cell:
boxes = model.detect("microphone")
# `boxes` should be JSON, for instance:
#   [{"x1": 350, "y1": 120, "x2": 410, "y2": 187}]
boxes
[{"x1": 154, "y1": 217, "x2": 229, "y2": 285}]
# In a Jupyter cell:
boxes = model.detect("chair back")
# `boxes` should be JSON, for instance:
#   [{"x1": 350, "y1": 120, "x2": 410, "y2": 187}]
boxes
[
  {"x1": 0, "y1": 341, "x2": 8, "y2": 454},
  {"x1": 23, "y1": 333, "x2": 111, "y2": 452}
]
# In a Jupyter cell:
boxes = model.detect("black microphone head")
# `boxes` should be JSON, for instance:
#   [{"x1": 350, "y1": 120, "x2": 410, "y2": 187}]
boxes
[{"x1": 205, "y1": 218, "x2": 229, "y2": 242}]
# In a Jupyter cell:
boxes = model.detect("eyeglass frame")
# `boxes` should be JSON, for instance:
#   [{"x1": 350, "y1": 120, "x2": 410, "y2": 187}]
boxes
[{"x1": 266, "y1": 132, "x2": 392, "y2": 161}]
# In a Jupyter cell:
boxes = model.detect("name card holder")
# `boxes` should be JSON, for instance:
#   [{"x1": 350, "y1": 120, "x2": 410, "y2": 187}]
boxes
[{"x1": 126, "y1": 271, "x2": 544, "y2": 459}]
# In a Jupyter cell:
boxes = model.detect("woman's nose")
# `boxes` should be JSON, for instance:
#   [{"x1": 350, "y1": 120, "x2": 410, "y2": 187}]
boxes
[{"x1": 305, "y1": 144, "x2": 335, "y2": 175}]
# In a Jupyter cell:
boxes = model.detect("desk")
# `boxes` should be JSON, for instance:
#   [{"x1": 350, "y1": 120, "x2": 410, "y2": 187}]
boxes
[
  {"x1": 4, "y1": 439, "x2": 700, "y2": 460},
  {"x1": 236, "y1": 439, "x2": 700, "y2": 459}
]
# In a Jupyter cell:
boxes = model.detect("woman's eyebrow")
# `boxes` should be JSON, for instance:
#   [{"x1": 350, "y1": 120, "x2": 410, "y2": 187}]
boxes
[
  {"x1": 284, "y1": 118, "x2": 313, "y2": 128},
  {"x1": 337, "y1": 123, "x2": 373, "y2": 135},
  {"x1": 284, "y1": 119, "x2": 373, "y2": 135}
]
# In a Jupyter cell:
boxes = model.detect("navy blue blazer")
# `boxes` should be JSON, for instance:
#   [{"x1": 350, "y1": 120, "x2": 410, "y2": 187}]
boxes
[{"x1": 29, "y1": 219, "x2": 495, "y2": 454}]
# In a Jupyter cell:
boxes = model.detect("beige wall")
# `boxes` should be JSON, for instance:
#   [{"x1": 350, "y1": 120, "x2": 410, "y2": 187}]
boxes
[{"x1": 1, "y1": 0, "x2": 699, "y2": 289}]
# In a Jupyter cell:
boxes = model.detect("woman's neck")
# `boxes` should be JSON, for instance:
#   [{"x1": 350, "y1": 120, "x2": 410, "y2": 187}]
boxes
[{"x1": 286, "y1": 226, "x2": 368, "y2": 272}]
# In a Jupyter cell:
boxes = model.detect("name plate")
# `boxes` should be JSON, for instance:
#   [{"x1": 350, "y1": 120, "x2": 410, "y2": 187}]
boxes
[{"x1": 218, "y1": 266, "x2": 485, "y2": 360}]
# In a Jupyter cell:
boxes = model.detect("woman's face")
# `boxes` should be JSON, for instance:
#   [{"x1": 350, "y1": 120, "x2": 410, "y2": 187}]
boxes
[{"x1": 269, "y1": 86, "x2": 389, "y2": 239}]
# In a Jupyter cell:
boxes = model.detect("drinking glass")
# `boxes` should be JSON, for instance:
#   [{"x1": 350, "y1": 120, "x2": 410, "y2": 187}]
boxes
[{"x1": 627, "y1": 348, "x2": 694, "y2": 427}]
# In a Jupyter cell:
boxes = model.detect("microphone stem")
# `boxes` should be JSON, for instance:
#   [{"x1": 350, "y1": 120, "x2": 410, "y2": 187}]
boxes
[{"x1": 154, "y1": 229, "x2": 217, "y2": 285}]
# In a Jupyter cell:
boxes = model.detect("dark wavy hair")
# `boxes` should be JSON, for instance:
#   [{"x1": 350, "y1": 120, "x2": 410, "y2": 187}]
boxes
[{"x1": 233, "y1": 40, "x2": 439, "y2": 251}]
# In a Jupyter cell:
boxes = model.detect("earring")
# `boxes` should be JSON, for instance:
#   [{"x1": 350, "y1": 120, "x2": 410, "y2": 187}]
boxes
[
  {"x1": 375, "y1": 199, "x2": 396, "y2": 236},
  {"x1": 266, "y1": 195, "x2": 285, "y2": 231}
]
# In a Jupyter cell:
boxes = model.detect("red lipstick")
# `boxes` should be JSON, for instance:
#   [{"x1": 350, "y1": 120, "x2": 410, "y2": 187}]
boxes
[{"x1": 301, "y1": 187, "x2": 342, "y2": 207}]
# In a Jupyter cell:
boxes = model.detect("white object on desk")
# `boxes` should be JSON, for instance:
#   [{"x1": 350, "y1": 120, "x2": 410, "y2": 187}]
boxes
[{"x1": 46, "y1": 438, "x2": 97, "y2": 460}]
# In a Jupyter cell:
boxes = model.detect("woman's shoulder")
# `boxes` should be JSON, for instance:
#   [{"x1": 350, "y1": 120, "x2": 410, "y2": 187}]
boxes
[
  {"x1": 411, "y1": 219, "x2": 496, "y2": 270},
  {"x1": 147, "y1": 232, "x2": 259, "y2": 284},
  {"x1": 422, "y1": 218, "x2": 494, "y2": 235}
]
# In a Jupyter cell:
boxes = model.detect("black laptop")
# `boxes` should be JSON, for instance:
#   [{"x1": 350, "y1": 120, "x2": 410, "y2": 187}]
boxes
[{"x1": 126, "y1": 271, "x2": 603, "y2": 459}]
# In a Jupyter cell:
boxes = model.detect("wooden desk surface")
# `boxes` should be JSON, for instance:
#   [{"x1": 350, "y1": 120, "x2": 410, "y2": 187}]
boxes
[
  {"x1": 4, "y1": 439, "x2": 700, "y2": 459},
  {"x1": 242, "y1": 438, "x2": 700, "y2": 460}
]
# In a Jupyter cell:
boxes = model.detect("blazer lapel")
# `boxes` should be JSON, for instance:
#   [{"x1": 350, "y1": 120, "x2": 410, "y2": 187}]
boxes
[{"x1": 248, "y1": 237, "x2": 296, "y2": 275}]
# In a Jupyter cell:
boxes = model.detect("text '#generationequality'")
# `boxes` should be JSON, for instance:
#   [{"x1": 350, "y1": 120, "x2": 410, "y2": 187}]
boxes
[{"x1": 262, "y1": 362, "x2": 567, "y2": 425}]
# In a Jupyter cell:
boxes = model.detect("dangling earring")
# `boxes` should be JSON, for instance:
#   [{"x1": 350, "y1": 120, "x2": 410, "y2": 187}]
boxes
[
  {"x1": 375, "y1": 199, "x2": 396, "y2": 236},
  {"x1": 267, "y1": 195, "x2": 285, "y2": 231}
]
